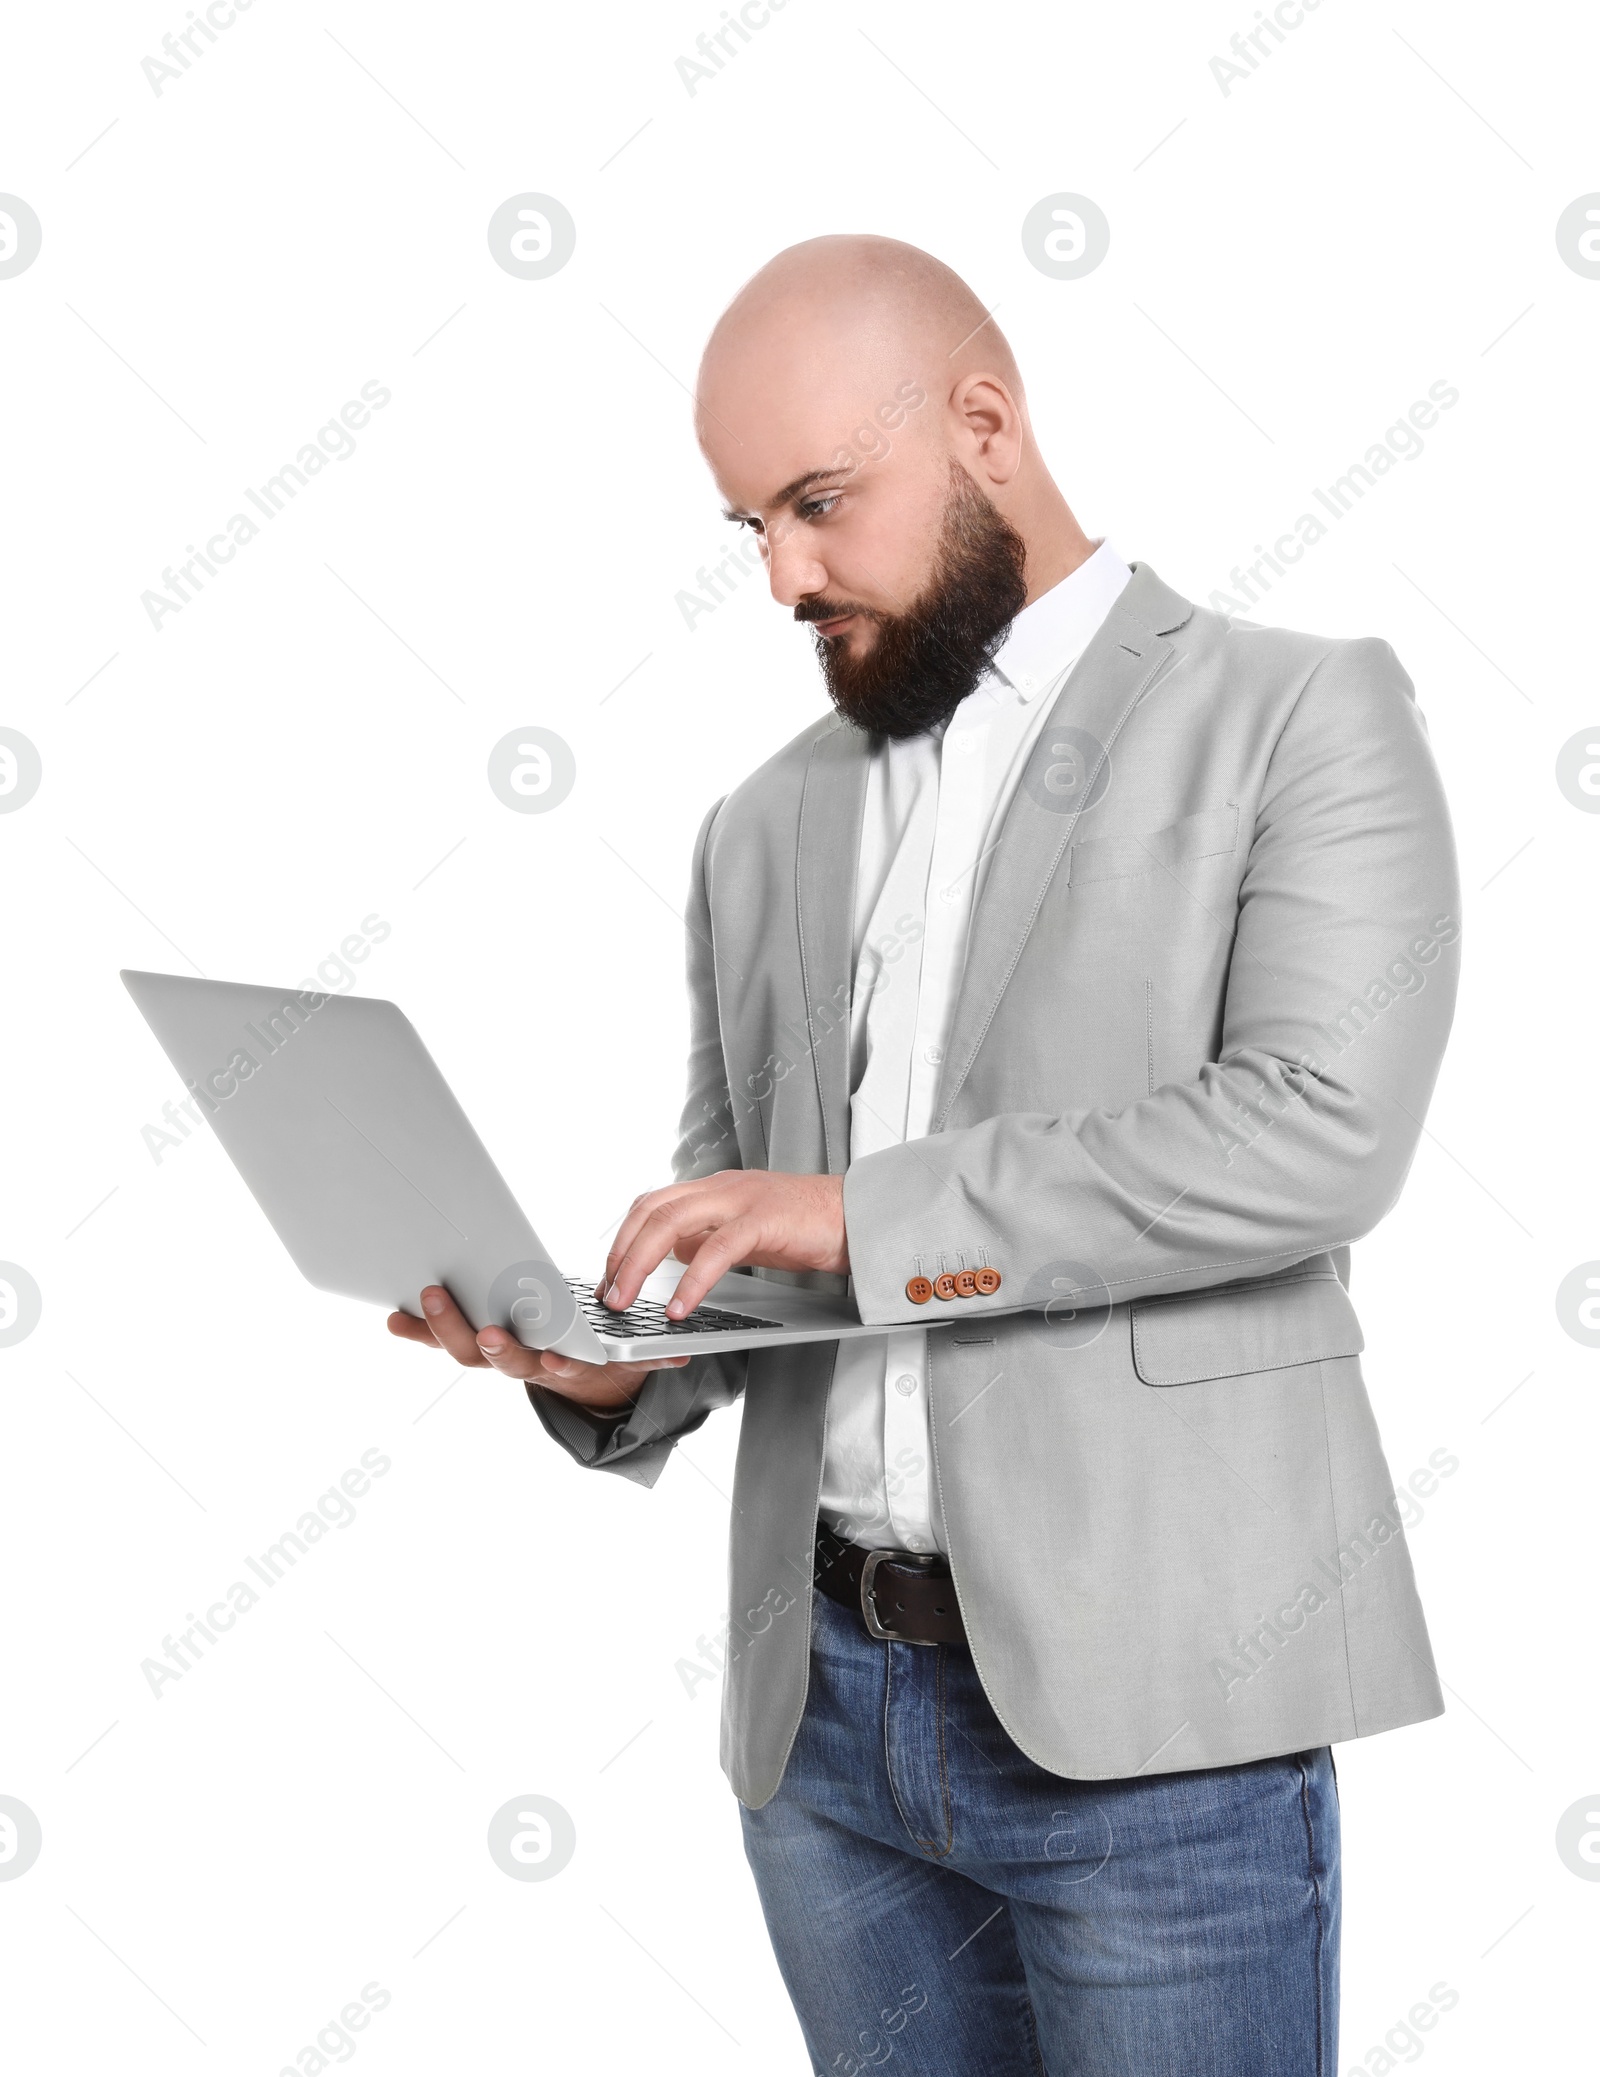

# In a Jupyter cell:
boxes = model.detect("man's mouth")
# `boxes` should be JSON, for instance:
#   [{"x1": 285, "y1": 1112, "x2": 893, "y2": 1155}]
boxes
[{"x1": 811, "y1": 612, "x2": 856, "y2": 638}]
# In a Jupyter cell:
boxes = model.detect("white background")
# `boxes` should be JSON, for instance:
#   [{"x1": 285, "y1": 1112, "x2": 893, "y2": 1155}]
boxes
[{"x1": 2, "y1": 0, "x2": 1597, "y2": 2070}]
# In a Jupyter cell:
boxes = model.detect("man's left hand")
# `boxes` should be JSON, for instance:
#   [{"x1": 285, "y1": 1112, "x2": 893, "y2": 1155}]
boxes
[{"x1": 601, "y1": 1170, "x2": 848, "y2": 1319}]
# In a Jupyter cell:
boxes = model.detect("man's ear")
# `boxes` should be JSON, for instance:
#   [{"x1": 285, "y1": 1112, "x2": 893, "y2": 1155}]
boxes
[{"x1": 950, "y1": 374, "x2": 1024, "y2": 486}]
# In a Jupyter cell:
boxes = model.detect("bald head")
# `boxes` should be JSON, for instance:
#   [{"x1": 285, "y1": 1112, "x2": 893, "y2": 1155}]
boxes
[
  {"x1": 699, "y1": 234, "x2": 1023, "y2": 432},
  {"x1": 692, "y1": 234, "x2": 1091, "y2": 729}
]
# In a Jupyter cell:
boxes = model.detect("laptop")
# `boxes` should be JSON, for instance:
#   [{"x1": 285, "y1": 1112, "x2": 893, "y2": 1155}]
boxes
[{"x1": 121, "y1": 971, "x2": 1005, "y2": 1364}]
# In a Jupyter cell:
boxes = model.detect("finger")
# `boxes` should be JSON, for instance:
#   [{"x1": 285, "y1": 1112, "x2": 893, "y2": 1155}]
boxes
[
  {"x1": 665, "y1": 1218, "x2": 759, "y2": 1318},
  {"x1": 416, "y1": 1286, "x2": 488, "y2": 1368},
  {"x1": 542, "y1": 1352, "x2": 690, "y2": 1386},
  {"x1": 603, "y1": 1174, "x2": 747, "y2": 1295},
  {"x1": 474, "y1": 1324, "x2": 551, "y2": 1380},
  {"x1": 607, "y1": 1197, "x2": 725, "y2": 1311},
  {"x1": 535, "y1": 1356, "x2": 690, "y2": 1414},
  {"x1": 473, "y1": 1330, "x2": 692, "y2": 1387},
  {"x1": 386, "y1": 1310, "x2": 440, "y2": 1347},
  {"x1": 602, "y1": 1181, "x2": 704, "y2": 1295},
  {"x1": 601, "y1": 1184, "x2": 688, "y2": 1291}
]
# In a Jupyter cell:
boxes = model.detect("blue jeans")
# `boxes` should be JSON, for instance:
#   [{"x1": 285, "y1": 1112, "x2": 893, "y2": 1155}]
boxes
[{"x1": 742, "y1": 1589, "x2": 1339, "y2": 2076}]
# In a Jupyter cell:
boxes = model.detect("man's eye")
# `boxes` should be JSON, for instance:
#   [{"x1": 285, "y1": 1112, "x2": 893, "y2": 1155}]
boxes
[{"x1": 798, "y1": 496, "x2": 840, "y2": 521}]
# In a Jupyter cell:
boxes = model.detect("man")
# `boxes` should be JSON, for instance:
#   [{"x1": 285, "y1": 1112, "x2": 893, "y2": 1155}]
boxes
[{"x1": 391, "y1": 236, "x2": 1459, "y2": 2073}]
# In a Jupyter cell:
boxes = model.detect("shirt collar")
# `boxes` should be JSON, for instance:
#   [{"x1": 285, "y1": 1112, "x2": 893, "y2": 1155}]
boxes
[{"x1": 987, "y1": 540, "x2": 1133, "y2": 704}]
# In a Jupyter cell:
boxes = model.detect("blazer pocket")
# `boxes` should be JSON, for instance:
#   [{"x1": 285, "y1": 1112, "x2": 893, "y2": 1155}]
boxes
[
  {"x1": 1131, "y1": 1272, "x2": 1364, "y2": 1387},
  {"x1": 1067, "y1": 802, "x2": 1240, "y2": 886}
]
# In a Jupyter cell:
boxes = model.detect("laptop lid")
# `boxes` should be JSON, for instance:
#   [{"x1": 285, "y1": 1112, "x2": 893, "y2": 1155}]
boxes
[{"x1": 120, "y1": 971, "x2": 608, "y2": 1363}]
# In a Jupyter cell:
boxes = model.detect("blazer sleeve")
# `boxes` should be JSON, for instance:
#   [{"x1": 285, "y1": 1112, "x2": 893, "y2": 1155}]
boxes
[
  {"x1": 842, "y1": 636, "x2": 1461, "y2": 1321},
  {"x1": 526, "y1": 795, "x2": 750, "y2": 1483}
]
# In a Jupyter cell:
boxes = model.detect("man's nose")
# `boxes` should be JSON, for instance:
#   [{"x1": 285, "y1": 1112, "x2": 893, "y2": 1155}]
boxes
[{"x1": 764, "y1": 526, "x2": 830, "y2": 609}]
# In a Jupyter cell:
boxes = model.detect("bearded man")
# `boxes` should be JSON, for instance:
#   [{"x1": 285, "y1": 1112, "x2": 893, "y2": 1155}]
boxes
[{"x1": 393, "y1": 235, "x2": 1459, "y2": 2076}]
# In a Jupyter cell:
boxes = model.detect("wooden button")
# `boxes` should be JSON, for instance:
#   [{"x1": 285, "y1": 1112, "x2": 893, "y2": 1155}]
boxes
[
  {"x1": 905, "y1": 1276, "x2": 933, "y2": 1305},
  {"x1": 953, "y1": 1270, "x2": 978, "y2": 1298},
  {"x1": 932, "y1": 1273, "x2": 959, "y2": 1301},
  {"x1": 974, "y1": 1267, "x2": 1002, "y2": 1295}
]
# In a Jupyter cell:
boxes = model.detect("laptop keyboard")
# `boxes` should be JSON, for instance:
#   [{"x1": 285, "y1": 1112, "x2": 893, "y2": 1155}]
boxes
[{"x1": 567, "y1": 1275, "x2": 783, "y2": 1340}]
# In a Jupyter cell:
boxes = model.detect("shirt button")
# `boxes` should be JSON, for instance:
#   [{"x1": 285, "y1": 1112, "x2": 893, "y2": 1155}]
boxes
[
  {"x1": 939, "y1": 886, "x2": 958, "y2": 904},
  {"x1": 923, "y1": 1044, "x2": 944, "y2": 1064},
  {"x1": 894, "y1": 1373, "x2": 917, "y2": 1397},
  {"x1": 906, "y1": 1536, "x2": 929, "y2": 1552}
]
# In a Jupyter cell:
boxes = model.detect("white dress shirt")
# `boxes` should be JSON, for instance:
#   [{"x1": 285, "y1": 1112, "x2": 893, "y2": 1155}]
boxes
[{"x1": 818, "y1": 541, "x2": 1133, "y2": 1552}]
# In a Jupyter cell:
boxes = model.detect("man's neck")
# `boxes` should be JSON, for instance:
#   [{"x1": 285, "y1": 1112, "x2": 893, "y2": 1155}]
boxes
[{"x1": 1014, "y1": 484, "x2": 1098, "y2": 606}]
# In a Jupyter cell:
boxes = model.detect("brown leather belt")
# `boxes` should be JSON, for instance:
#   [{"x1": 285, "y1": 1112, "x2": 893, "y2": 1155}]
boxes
[{"x1": 814, "y1": 1520, "x2": 968, "y2": 1648}]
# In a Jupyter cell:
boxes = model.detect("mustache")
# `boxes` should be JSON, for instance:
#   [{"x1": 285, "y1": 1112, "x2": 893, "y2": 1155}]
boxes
[{"x1": 793, "y1": 598, "x2": 879, "y2": 628}]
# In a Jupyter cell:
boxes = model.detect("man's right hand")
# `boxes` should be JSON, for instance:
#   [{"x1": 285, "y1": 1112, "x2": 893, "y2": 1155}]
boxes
[{"x1": 386, "y1": 1285, "x2": 688, "y2": 1412}]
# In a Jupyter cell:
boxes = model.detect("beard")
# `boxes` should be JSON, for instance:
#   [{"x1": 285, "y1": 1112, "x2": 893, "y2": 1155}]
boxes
[{"x1": 799, "y1": 463, "x2": 1029, "y2": 740}]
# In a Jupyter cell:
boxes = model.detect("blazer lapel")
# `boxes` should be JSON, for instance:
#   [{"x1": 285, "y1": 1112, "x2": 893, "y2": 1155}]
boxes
[
  {"x1": 931, "y1": 566, "x2": 1192, "y2": 1131},
  {"x1": 795, "y1": 718, "x2": 872, "y2": 1173}
]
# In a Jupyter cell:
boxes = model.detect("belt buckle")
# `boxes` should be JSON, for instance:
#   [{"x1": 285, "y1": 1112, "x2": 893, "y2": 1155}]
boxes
[{"x1": 859, "y1": 1548, "x2": 938, "y2": 1646}]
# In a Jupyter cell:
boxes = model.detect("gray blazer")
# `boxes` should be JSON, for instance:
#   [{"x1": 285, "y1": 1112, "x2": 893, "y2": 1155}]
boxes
[{"x1": 531, "y1": 563, "x2": 1460, "y2": 1809}]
